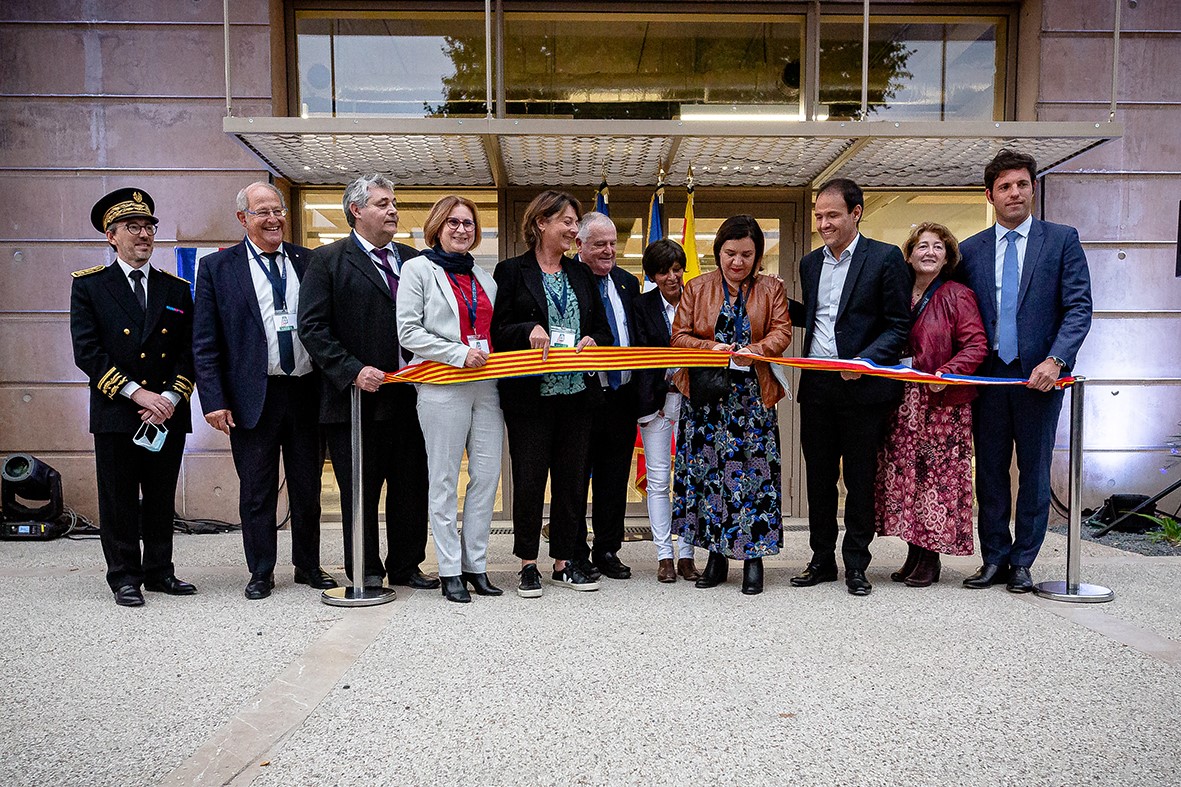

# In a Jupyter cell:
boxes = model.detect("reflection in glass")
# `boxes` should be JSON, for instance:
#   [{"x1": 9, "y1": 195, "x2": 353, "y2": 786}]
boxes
[{"x1": 819, "y1": 19, "x2": 1004, "y2": 120}]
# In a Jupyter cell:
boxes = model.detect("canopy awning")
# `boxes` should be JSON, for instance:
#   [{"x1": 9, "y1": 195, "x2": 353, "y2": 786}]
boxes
[{"x1": 224, "y1": 117, "x2": 1120, "y2": 189}]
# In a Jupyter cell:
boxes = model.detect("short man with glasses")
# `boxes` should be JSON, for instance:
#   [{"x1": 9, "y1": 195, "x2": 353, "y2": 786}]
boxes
[
  {"x1": 71, "y1": 188, "x2": 198, "y2": 607},
  {"x1": 298, "y1": 174, "x2": 436, "y2": 590},
  {"x1": 193, "y1": 182, "x2": 336, "y2": 600}
]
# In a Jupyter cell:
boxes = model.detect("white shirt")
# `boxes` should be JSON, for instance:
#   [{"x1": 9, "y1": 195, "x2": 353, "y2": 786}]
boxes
[
  {"x1": 639, "y1": 292, "x2": 682, "y2": 424},
  {"x1": 596, "y1": 272, "x2": 632, "y2": 388},
  {"x1": 244, "y1": 238, "x2": 314, "y2": 376},
  {"x1": 114, "y1": 258, "x2": 179, "y2": 404},
  {"x1": 808, "y1": 233, "x2": 860, "y2": 358},
  {"x1": 353, "y1": 231, "x2": 403, "y2": 288},
  {"x1": 993, "y1": 214, "x2": 1033, "y2": 348}
]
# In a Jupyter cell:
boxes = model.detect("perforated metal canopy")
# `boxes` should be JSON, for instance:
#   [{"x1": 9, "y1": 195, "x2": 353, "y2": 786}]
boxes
[{"x1": 224, "y1": 117, "x2": 1120, "y2": 189}]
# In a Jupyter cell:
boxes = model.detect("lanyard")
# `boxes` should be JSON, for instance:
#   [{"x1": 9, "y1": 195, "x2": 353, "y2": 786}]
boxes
[
  {"x1": 543, "y1": 271, "x2": 570, "y2": 316},
  {"x1": 720, "y1": 277, "x2": 749, "y2": 343},
  {"x1": 448, "y1": 272, "x2": 480, "y2": 329},
  {"x1": 912, "y1": 277, "x2": 944, "y2": 323},
  {"x1": 249, "y1": 245, "x2": 287, "y2": 309}
]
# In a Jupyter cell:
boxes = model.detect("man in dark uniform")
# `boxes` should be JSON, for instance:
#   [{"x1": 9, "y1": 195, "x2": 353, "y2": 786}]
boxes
[{"x1": 71, "y1": 188, "x2": 198, "y2": 607}]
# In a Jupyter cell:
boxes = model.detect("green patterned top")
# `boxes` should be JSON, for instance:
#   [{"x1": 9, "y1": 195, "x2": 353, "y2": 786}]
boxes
[{"x1": 540, "y1": 269, "x2": 585, "y2": 396}]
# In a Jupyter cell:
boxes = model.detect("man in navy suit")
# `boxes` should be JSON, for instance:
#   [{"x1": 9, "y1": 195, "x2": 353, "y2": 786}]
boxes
[
  {"x1": 788, "y1": 178, "x2": 911, "y2": 596},
  {"x1": 958, "y1": 149, "x2": 1092, "y2": 593},
  {"x1": 298, "y1": 174, "x2": 435, "y2": 590},
  {"x1": 193, "y1": 182, "x2": 335, "y2": 599},
  {"x1": 575, "y1": 211, "x2": 640, "y2": 580}
]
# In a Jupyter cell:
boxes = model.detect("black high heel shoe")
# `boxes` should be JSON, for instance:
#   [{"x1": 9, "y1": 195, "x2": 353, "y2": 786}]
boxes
[
  {"x1": 461, "y1": 571, "x2": 503, "y2": 596},
  {"x1": 741, "y1": 557, "x2": 764, "y2": 595},
  {"x1": 440, "y1": 575, "x2": 472, "y2": 603},
  {"x1": 695, "y1": 552, "x2": 729, "y2": 588}
]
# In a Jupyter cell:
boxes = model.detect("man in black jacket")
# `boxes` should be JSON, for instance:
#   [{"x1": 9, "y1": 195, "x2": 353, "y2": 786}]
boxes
[
  {"x1": 297, "y1": 174, "x2": 436, "y2": 590},
  {"x1": 71, "y1": 188, "x2": 197, "y2": 607},
  {"x1": 788, "y1": 178, "x2": 910, "y2": 596}
]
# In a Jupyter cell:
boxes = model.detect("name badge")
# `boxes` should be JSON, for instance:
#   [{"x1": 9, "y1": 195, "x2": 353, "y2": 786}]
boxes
[
  {"x1": 899, "y1": 356, "x2": 914, "y2": 368},
  {"x1": 550, "y1": 326, "x2": 576, "y2": 348},
  {"x1": 274, "y1": 310, "x2": 297, "y2": 333},
  {"x1": 467, "y1": 335, "x2": 490, "y2": 353}
]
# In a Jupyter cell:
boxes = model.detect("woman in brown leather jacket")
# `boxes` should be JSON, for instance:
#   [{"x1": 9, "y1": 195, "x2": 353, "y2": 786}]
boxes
[{"x1": 670, "y1": 215, "x2": 792, "y2": 595}]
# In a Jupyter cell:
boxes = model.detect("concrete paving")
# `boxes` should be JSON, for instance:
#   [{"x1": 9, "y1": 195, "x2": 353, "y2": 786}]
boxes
[{"x1": 1, "y1": 520, "x2": 1178, "y2": 786}]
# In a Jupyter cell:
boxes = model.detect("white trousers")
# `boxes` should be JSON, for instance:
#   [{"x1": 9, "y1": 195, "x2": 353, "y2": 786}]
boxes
[
  {"x1": 415, "y1": 380, "x2": 504, "y2": 576},
  {"x1": 639, "y1": 414, "x2": 694, "y2": 561}
]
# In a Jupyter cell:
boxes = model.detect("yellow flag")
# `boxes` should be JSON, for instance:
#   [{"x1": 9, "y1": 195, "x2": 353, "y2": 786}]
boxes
[{"x1": 681, "y1": 177, "x2": 701, "y2": 281}]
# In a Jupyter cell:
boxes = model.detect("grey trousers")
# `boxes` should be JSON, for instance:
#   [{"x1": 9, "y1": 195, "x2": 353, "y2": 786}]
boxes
[{"x1": 415, "y1": 380, "x2": 503, "y2": 576}]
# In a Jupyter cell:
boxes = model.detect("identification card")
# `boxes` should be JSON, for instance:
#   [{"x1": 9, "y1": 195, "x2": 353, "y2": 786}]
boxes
[
  {"x1": 274, "y1": 310, "x2": 297, "y2": 332},
  {"x1": 467, "y1": 335, "x2": 490, "y2": 353},
  {"x1": 550, "y1": 326, "x2": 576, "y2": 348},
  {"x1": 899, "y1": 356, "x2": 914, "y2": 368}
]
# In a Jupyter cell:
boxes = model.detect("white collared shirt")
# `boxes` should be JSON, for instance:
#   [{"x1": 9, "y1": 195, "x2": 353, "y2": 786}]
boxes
[
  {"x1": 244, "y1": 238, "x2": 314, "y2": 376},
  {"x1": 993, "y1": 214, "x2": 1034, "y2": 345},
  {"x1": 353, "y1": 231, "x2": 402, "y2": 288},
  {"x1": 114, "y1": 258, "x2": 179, "y2": 404},
  {"x1": 596, "y1": 272, "x2": 632, "y2": 388},
  {"x1": 808, "y1": 233, "x2": 860, "y2": 358}
]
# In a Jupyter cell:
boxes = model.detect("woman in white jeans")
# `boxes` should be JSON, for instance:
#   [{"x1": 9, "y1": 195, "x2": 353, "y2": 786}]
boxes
[
  {"x1": 631, "y1": 239, "x2": 700, "y2": 583},
  {"x1": 396, "y1": 195, "x2": 503, "y2": 603}
]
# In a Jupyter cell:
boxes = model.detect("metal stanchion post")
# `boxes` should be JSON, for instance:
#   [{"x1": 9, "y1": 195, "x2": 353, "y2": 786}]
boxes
[
  {"x1": 1034, "y1": 377, "x2": 1115, "y2": 603},
  {"x1": 322, "y1": 385, "x2": 397, "y2": 607}
]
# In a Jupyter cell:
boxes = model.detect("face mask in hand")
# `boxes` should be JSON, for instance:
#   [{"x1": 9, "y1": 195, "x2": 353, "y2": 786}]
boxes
[{"x1": 132, "y1": 421, "x2": 168, "y2": 452}]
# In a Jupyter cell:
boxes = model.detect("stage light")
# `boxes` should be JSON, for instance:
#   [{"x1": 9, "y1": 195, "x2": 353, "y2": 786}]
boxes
[{"x1": 1, "y1": 453, "x2": 66, "y2": 538}]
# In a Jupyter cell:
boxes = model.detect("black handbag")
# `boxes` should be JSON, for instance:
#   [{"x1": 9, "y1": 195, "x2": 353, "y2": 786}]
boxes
[{"x1": 688, "y1": 366, "x2": 729, "y2": 407}]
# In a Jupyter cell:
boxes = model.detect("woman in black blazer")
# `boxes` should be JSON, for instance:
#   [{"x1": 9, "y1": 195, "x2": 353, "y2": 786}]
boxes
[{"x1": 491, "y1": 191, "x2": 614, "y2": 598}]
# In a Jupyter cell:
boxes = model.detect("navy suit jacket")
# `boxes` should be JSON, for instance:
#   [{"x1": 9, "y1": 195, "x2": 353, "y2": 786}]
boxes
[
  {"x1": 192, "y1": 239, "x2": 313, "y2": 430},
  {"x1": 958, "y1": 217, "x2": 1092, "y2": 376},
  {"x1": 794, "y1": 235, "x2": 911, "y2": 405}
]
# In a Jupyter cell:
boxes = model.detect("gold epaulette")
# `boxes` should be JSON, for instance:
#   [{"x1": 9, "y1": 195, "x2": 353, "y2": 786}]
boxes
[{"x1": 72, "y1": 265, "x2": 106, "y2": 278}]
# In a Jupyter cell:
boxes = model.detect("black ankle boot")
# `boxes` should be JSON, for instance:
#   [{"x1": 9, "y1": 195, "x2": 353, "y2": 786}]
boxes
[
  {"x1": 891, "y1": 542, "x2": 922, "y2": 582},
  {"x1": 461, "y1": 571, "x2": 503, "y2": 596},
  {"x1": 741, "y1": 557, "x2": 764, "y2": 595},
  {"x1": 904, "y1": 549, "x2": 942, "y2": 587},
  {"x1": 440, "y1": 575, "x2": 471, "y2": 603},
  {"x1": 695, "y1": 552, "x2": 729, "y2": 588}
]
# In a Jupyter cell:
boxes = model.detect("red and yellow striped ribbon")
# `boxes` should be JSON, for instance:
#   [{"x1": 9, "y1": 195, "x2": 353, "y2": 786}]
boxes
[{"x1": 385, "y1": 346, "x2": 1075, "y2": 389}]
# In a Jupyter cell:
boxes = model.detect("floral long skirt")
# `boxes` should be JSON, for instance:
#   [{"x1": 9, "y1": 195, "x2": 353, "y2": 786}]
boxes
[
  {"x1": 673, "y1": 373, "x2": 782, "y2": 558},
  {"x1": 874, "y1": 383, "x2": 975, "y2": 555}
]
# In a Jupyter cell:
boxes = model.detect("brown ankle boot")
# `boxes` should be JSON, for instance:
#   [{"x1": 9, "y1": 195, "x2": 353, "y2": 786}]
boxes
[
  {"x1": 904, "y1": 548, "x2": 942, "y2": 587},
  {"x1": 891, "y1": 542, "x2": 922, "y2": 582}
]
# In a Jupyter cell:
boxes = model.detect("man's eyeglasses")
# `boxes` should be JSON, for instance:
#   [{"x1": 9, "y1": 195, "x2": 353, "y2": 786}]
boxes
[
  {"x1": 246, "y1": 208, "x2": 289, "y2": 219},
  {"x1": 444, "y1": 218, "x2": 475, "y2": 231},
  {"x1": 121, "y1": 223, "x2": 157, "y2": 236}
]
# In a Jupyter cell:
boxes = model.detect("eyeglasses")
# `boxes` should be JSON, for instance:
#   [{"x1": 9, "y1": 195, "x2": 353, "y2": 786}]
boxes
[
  {"x1": 121, "y1": 223, "x2": 157, "y2": 236},
  {"x1": 246, "y1": 208, "x2": 289, "y2": 218},
  {"x1": 444, "y1": 218, "x2": 475, "y2": 231}
]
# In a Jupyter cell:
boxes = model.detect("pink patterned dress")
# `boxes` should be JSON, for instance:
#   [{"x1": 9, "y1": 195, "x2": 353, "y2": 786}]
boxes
[{"x1": 874, "y1": 280, "x2": 989, "y2": 555}]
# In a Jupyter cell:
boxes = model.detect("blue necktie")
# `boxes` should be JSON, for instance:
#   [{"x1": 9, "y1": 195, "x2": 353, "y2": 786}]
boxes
[
  {"x1": 997, "y1": 229, "x2": 1020, "y2": 364},
  {"x1": 598, "y1": 277, "x2": 622, "y2": 390},
  {"x1": 263, "y1": 252, "x2": 296, "y2": 374}
]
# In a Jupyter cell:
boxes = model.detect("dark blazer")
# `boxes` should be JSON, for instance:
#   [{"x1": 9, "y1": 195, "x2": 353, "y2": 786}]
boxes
[
  {"x1": 70, "y1": 262, "x2": 195, "y2": 434},
  {"x1": 298, "y1": 233, "x2": 420, "y2": 424},
  {"x1": 490, "y1": 249, "x2": 614, "y2": 414},
  {"x1": 631, "y1": 288, "x2": 676, "y2": 417},
  {"x1": 958, "y1": 217, "x2": 1092, "y2": 376},
  {"x1": 795, "y1": 235, "x2": 911, "y2": 405},
  {"x1": 192, "y1": 239, "x2": 314, "y2": 430}
]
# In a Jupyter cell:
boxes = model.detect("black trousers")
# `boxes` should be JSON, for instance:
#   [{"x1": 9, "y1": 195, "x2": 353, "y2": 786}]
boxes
[
  {"x1": 799, "y1": 398, "x2": 895, "y2": 573},
  {"x1": 324, "y1": 384, "x2": 429, "y2": 582},
  {"x1": 229, "y1": 374, "x2": 323, "y2": 577},
  {"x1": 503, "y1": 391, "x2": 593, "y2": 562},
  {"x1": 579, "y1": 382, "x2": 638, "y2": 560},
  {"x1": 93, "y1": 427, "x2": 186, "y2": 591}
]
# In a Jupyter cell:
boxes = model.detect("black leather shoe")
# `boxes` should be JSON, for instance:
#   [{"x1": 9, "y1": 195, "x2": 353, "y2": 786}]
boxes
[
  {"x1": 593, "y1": 551, "x2": 632, "y2": 580},
  {"x1": 846, "y1": 569, "x2": 872, "y2": 596},
  {"x1": 144, "y1": 575, "x2": 197, "y2": 595},
  {"x1": 461, "y1": 572, "x2": 504, "y2": 596},
  {"x1": 245, "y1": 572, "x2": 274, "y2": 600},
  {"x1": 1006, "y1": 566, "x2": 1034, "y2": 593},
  {"x1": 391, "y1": 570, "x2": 441, "y2": 590},
  {"x1": 963, "y1": 563, "x2": 1009, "y2": 589},
  {"x1": 741, "y1": 558, "x2": 764, "y2": 595},
  {"x1": 573, "y1": 557, "x2": 602, "y2": 581},
  {"x1": 695, "y1": 551, "x2": 729, "y2": 588},
  {"x1": 790, "y1": 562, "x2": 839, "y2": 587},
  {"x1": 440, "y1": 575, "x2": 472, "y2": 603},
  {"x1": 114, "y1": 585, "x2": 144, "y2": 607},
  {"x1": 294, "y1": 567, "x2": 338, "y2": 589}
]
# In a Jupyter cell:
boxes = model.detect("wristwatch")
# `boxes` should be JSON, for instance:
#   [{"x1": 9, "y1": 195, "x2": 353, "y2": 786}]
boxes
[{"x1": 1048, "y1": 356, "x2": 1066, "y2": 369}]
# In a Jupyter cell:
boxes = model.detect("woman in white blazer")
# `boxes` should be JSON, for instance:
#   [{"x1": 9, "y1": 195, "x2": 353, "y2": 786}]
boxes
[{"x1": 396, "y1": 196, "x2": 503, "y2": 603}]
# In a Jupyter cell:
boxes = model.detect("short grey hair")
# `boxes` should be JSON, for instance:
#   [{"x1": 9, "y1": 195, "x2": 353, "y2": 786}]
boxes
[
  {"x1": 577, "y1": 210, "x2": 615, "y2": 242},
  {"x1": 343, "y1": 174, "x2": 396, "y2": 228},
  {"x1": 236, "y1": 182, "x2": 285, "y2": 213}
]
